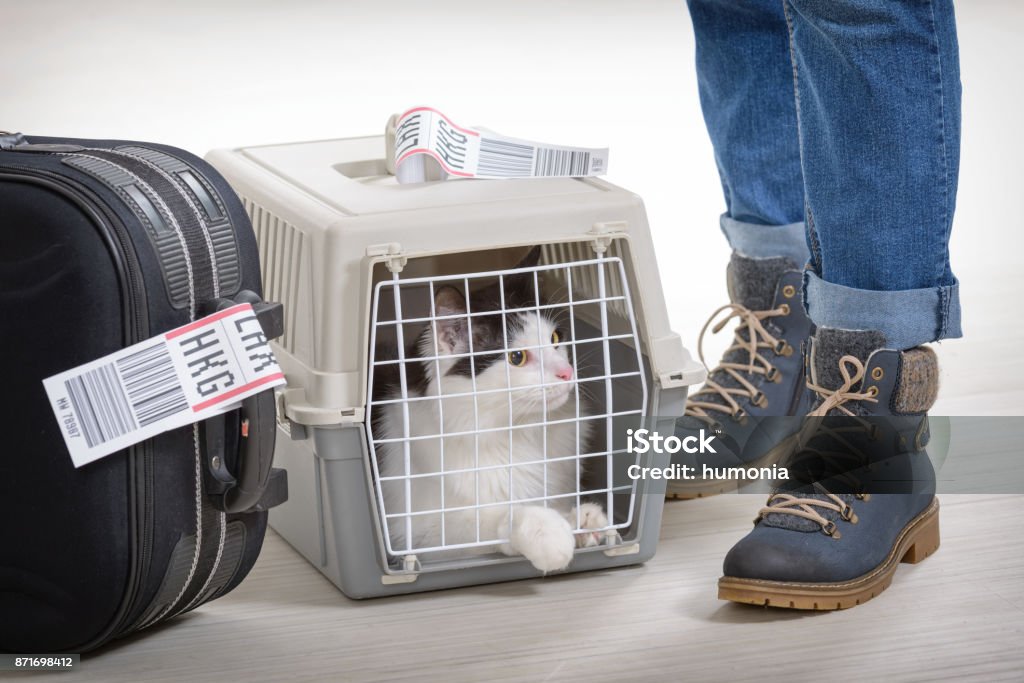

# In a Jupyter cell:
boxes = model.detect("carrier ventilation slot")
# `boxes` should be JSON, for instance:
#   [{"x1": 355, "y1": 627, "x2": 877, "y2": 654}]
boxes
[
  {"x1": 242, "y1": 197, "x2": 303, "y2": 353},
  {"x1": 541, "y1": 240, "x2": 629, "y2": 322}
]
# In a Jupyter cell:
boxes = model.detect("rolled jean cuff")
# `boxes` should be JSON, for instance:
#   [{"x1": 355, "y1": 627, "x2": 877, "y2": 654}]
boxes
[
  {"x1": 719, "y1": 215, "x2": 809, "y2": 266},
  {"x1": 803, "y1": 271, "x2": 963, "y2": 350}
]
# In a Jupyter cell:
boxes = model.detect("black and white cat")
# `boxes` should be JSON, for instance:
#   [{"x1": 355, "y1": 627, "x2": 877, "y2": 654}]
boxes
[{"x1": 373, "y1": 249, "x2": 608, "y2": 572}]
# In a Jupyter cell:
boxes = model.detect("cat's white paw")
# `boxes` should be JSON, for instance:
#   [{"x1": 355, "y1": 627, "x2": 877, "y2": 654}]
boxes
[
  {"x1": 569, "y1": 503, "x2": 609, "y2": 548},
  {"x1": 506, "y1": 506, "x2": 575, "y2": 573}
]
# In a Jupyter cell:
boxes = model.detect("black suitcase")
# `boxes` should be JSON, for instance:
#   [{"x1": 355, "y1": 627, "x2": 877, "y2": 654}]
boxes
[{"x1": 0, "y1": 132, "x2": 287, "y2": 653}]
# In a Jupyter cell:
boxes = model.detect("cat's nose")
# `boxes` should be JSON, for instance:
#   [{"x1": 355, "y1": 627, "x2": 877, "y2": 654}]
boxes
[{"x1": 555, "y1": 366, "x2": 574, "y2": 381}]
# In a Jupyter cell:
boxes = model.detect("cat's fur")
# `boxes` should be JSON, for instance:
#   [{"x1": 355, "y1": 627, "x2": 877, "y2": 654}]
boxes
[{"x1": 372, "y1": 248, "x2": 606, "y2": 572}]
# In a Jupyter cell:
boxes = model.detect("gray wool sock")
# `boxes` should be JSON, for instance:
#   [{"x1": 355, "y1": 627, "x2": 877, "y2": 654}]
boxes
[
  {"x1": 894, "y1": 347, "x2": 939, "y2": 413},
  {"x1": 811, "y1": 327, "x2": 888, "y2": 390},
  {"x1": 812, "y1": 329, "x2": 939, "y2": 412},
  {"x1": 694, "y1": 253, "x2": 800, "y2": 409},
  {"x1": 726, "y1": 253, "x2": 798, "y2": 311}
]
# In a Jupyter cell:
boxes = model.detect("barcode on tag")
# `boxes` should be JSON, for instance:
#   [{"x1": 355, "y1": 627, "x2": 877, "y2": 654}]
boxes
[
  {"x1": 119, "y1": 343, "x2": 188, "y2": 426},
  {"x1": 44, "y1": 304, "x2": 286, "y2": 467},
  {"x1": 478, "y1": 137, "x2": 534, "y2": 177},
  {"x1": 534, "y1": 147, "x2": 592, "y2": 177},
  {"x1": 393, "y1": 106, "x2": 609, "y2": 182},
  {"x1": 63, "y1": 341, "x2": 187, "y2": 449}
]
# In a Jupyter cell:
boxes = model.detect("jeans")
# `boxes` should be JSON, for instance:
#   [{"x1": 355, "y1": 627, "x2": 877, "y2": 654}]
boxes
[{"x1": 688, "y1": 0, "x2": 962, "y2": 350}]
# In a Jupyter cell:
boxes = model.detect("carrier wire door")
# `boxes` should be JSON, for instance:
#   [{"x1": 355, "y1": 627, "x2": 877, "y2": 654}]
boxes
[{"x1": 366, "y1": 252, "x2": 647, "y2": 567}]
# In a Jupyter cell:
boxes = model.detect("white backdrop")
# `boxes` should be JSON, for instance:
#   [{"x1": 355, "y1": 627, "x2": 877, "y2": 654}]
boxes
[{"x1": 3, "y1": 0, "x2": 1021, "y2": 400}]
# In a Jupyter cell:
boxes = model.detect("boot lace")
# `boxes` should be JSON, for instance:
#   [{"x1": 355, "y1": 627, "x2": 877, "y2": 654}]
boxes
[
  {"x1": 685, "y1": 302, "x2": 792, "y2": 418},
  {"x1": 762, "y1": 355, "x2": 880, "y2": 537},
  {"x1": 757, "y1": 486, "x2": 869, "y2": 539},
  {"x1": 807, "y1": 355, "x2": 879, "y2": 417}
]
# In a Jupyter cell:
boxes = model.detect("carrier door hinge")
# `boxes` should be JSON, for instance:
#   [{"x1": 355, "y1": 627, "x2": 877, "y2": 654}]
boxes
[
  {"x1": 381, "y1": 555, "x2": 420, "y2": 584},
  {"x1": 381, "y1": 573, "x2": 419, "y2": 585},
  {"x1": 603, "y1": 542, "x2": 641, "y2": 557},
  {"x1": 367, "y1": 242, "x2": 407, "y2": 273},
  {"x1": 589, "y1": 220, "x2": 627, "y2": 254}
]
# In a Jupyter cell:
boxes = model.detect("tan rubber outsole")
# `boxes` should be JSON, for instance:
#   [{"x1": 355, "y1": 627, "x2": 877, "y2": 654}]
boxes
[
  {"x1": 718, "y1": 498, "x2": 940, "y2": 610},
  {"x1": 665, "y1": 433, "x2": 798, "y2": 500}
]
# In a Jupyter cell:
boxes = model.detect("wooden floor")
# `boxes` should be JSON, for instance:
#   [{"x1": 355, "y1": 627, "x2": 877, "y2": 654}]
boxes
[{"x1": 26, "y1": 493, "x2": 1020, "y2": 683}]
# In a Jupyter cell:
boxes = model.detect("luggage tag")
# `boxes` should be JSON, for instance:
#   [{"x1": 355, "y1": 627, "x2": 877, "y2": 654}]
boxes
[
  {"x1": 43, "y1": 303, "x2": 286, "y2": 467},
  {"x1": 387, "y1": 106, "x2": 609, "y2": 184}
]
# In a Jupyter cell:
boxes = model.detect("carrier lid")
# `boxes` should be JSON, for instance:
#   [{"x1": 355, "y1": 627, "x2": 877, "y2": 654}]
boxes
[{"x1": 238, "y1": 135, "x2": 602, "y2": 216}]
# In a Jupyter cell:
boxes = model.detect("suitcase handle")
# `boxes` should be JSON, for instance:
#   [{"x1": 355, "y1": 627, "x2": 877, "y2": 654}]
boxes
[
  {"x1": 202, "y1": 292, "x2": 287, "y2": 513},
  {"x1": 225, "y1": 388, "x2": 278, "y2": 513}
]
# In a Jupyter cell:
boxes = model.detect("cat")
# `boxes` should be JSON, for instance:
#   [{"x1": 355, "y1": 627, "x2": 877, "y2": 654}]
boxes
[{"x1": 372, "y1": 248, "x2": 608, "y2": 572}]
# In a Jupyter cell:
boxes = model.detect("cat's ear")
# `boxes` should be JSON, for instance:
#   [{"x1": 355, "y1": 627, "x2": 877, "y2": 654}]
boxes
[
  {"x1": 504, "y1": 246, "x2": 544, "y2": 306},
  {"x1": 514, "y1": 245, "x2": 542, "y2": 270},
  {"x1": 433, "y1": 286, "x2": 467, "y2": 354}
]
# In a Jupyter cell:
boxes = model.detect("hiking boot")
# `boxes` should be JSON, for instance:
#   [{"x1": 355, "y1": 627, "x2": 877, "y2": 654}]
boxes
[
  {"x1": 717, "y1": 328, "x2": 941, "y2": 610},
  {"x1": 667, "y1": 253, "x2": 814, "y2": 499}
]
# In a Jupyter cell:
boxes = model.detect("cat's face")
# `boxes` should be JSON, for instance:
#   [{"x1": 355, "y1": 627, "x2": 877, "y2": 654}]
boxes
[
  {"x1": 480, "y1": 310, "x2": 576, "y2": 413},
  {"x1": 423, "y1": 268, "x2": 579, "y2": 418}
]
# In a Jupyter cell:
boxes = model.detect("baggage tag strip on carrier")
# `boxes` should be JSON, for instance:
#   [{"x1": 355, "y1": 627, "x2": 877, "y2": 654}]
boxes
[
  {"x1": 43, "y1": 304, "x2": 286, "y2": 468},
  {"x1": 393, "y1": 106, "x2": 609, "y2": 183}
]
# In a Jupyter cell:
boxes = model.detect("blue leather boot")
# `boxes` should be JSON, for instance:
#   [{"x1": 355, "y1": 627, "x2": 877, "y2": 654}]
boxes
[
  {"x1": 668, "y1": 254, "x2": 814, "y2": 498},
  {"x1": 718, "y1": 328, "x2": 941, "y2": 610}
]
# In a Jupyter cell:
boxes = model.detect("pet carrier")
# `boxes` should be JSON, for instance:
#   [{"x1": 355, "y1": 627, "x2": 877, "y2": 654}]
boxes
[{"x1": 205, "y1": 134, "x2": 704, "y2": 597}]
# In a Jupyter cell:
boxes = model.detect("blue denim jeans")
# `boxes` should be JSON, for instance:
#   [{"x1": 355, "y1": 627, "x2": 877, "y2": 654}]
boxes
[{"x1": 688, "y1": 0, "x2": 962, "y2": 350}]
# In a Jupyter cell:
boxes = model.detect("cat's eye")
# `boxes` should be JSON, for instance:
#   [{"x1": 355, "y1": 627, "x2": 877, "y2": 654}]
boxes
[
  {"x1": 508, "y1": 350, "x2": 527, "y2": 367},
  {"x1": 551, "y1": 330, "x2": 560, "y2": 346}
]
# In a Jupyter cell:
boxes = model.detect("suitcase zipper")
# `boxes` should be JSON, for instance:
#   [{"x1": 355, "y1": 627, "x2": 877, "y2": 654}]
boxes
[
  {"x1": 61, "y1": 147, "x2": 228, "y2": 625},
  {"x1": 0, "y1": 164, "x2": 156, "y2": 650}
]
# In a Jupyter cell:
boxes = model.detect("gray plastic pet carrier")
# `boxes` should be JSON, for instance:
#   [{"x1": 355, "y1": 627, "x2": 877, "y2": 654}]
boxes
[{"x1": 206, "y1": 135, "x2": 705, "y2": 597}]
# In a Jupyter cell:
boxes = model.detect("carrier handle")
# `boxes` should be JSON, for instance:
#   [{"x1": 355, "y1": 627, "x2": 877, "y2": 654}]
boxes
[{"x1": 202, "y1": 292, "x2": 287, "y2": 514}]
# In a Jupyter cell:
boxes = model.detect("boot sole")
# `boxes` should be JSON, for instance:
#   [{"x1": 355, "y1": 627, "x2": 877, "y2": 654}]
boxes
[
  {"x1": 717, "y1": 498, "x2": 940, "y2": 610},
  {"x1": 665, "y1": 433, "x2": 798, "y2": 500}
]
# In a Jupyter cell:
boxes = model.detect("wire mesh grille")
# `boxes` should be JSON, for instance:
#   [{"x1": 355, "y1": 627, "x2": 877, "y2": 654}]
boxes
[{"x1": 366, "y1": 253, "x2": 647, "y2": 559}]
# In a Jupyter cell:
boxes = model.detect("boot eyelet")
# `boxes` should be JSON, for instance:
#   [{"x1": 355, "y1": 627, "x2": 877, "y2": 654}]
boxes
[
  {"x1": 822, "y1": 521, "x2": 840, "y2": 539},
  {"x1": 778, "y1": 303, "x2": 791, "y2": 316},
  {"x1": 840, "y1": 506, "x2": 858, "y2": 524},
  {"x1": 774, "y1": 340, "x2": 793, "y2": 356},
  {"x1": 782, "y1": 344, "x2": 794, "y2": 357},
  {"x1": 871, "y1": 367, "x2": 884, "y2": 381},
  {"x1": 866, "y1": 385, "x2": 879, "y2": 397},
  {"x1": 856, "y1": 493, "x2": 872, "y2": 502},
  {"x1": 751, "y1": 391, "x2": 767, "y2": 408},
  {"x1": 782, "y1": 284, "x2": 796, "y2": 299},
  {"x1": 766, "y1": 367, "x2": 781, "y2": 383}
]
